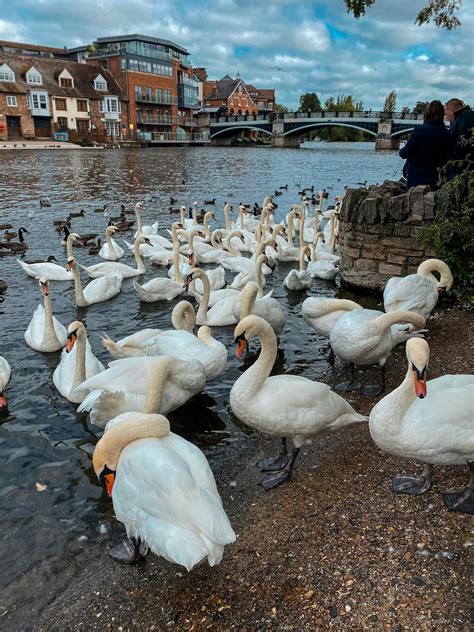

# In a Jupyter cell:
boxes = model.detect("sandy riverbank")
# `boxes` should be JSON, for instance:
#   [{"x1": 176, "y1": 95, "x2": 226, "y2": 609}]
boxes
[{"x1": 10, "y1": 306, "x2": 474, "y2": 631}]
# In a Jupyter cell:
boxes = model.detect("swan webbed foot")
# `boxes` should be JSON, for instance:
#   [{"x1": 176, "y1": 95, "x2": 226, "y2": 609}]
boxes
[
  {"x1": 256, "y1": 438, "x2": 288, "y2": 472},
  {"x1": 392, "y1": 464, "x2": 432, "y2": 495},
  {"x1": 259, "y1": 468, "x2": 292, "y2": 490},
  {"x1": 442, "y1": 487, "x2": 474, "y2": 515},
  {"x1": 108, "y1": 537, "x2": 145, "y2": 564},
  {"x1": 335, "y1": 379, "x2": 362, "y2": 393},
  {"x1": 360, "y1": 383, "x2": 384, "y2": 397}
]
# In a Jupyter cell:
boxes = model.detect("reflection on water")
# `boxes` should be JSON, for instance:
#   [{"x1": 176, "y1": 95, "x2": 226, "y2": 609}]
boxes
[{"x1": 0, "y1": 142, "x2": 400, "y2": 619}]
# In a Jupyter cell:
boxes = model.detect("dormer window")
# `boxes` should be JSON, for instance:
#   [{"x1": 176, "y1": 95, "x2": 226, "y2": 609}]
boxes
[
  {"x1": 26, "y1": 67, "x2": 42, "y2": 85},
  {"x1": 0, "y1": 63, "x2": 15, "y2": 83},
  {"x1": 93, "y1": 74, "x2": 107, "y2": 91},
  {"x1": 58, "y1": 69, "x2": 74, "y2": 88}
]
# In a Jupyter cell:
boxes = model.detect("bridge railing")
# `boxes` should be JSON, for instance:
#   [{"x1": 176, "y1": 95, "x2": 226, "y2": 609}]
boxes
[{"x1": 209, "y1": 111, "x2": 427, "y2": 123}]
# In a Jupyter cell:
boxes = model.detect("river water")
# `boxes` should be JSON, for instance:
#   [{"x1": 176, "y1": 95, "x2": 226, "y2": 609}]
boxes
[{"x1": 0, "y1": 142, "x2": 401, "y2": 621}]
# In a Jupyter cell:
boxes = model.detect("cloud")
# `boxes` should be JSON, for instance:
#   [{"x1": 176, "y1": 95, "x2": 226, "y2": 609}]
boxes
[{"x1": 2, "y1": 0, "x2": 473, "y2": 109}]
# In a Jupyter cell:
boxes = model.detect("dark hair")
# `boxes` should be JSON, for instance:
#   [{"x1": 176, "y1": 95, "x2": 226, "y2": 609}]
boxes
[{"x1": 424, "y1": 100, "x2": 445, "y2": 123}]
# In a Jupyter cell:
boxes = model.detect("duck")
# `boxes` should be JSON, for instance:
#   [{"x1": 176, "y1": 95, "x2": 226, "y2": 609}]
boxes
[
  {"x1": 101, "y1": 301, "x2": 194, "y2": 360},
  {"x1": 77, "y1": 354, "x2": 207, "y2": 428},
  {"x1": 383, "y1": 259, "x2": 454, "y2": 319},
  {"x1": 230, "y1": 315, "x2": 367, "y2": 489},
  {"x1": 89, "y1": 239, "x2": 102, "y2": 255},
  {"x1": 302, "y1": 297, "x2": 363, "y2": 339},
  {"x1": 0, "y1": 356, "x2": 11, "y2": 409},
  {"x1": 67, "y1": 257, "x2": 123, "y2": 306},
  {"x1": 233, "y1": 281, "x2": 286, "y2": 336},
  {"x1": 0, "y1": 278, "x2": 7, "y2": 295},
  {"x1": 24, "y1": 255, "x2": 58, "y2": 265},
  {"x1": 94, "y1": 203, "x2": 108, "y2": 213},
  {"x1": 369, "y1": 338, "x2": 473, "y2": 515},
  {"x1": 79, "y1": 235, "x2": 150, "y2": 279},
  {"x1": 24, "y1": 277, "x2": 67, "y2": 352},
  {"x1": 283, "y1": 245, "x2": 313, "y2": 291},
  {"x1": 0, "y1": 227, "x2": 29, "y2": 252},
  {"x1": 69, "y1": 209, "x2": 85, "y2": 219},
  {"x1": 99, "y1": 225, "x2": 125, "y2": 261},
  {"x1": 0, "y1": 223, "x2": 13, "y2": 230},
  {"x1": 184, "y1": 268, "x2": 238, "y2": 327},
  {"x1": 39, "y1": 197, "x2": 51, "y2": 207},
  {"x1": 330, "y1": 308, "x2": 426, "y2": 396},
  {"x1": 17, "y1": 255, "x2": 73, "y2": 282},
  {"x1": 92, "y1": 412, "x2": 236, "y2": 566},
  {"x1": 53, "y1": 321, "x2": 104, "y2": 403},
  {"x1": 203, "y1": 198, "x2": 216, "y2": 205}
]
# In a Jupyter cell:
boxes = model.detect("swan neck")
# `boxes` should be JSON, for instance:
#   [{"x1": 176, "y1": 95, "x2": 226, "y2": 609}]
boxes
[
  {"x1": 134, "y1": 240, "x2": 145, "y2": 273},
  {"x1": 72, "y1": 332, "x2": 87, "y2": 391},
  {"x1": 72, "y1": 264, "x2": 86, "y2": 305},
  {"x1": 143, "y1": 362, "x2": 168, "y2": 413},
  {"x1": 375, "y1": 310, "x2": 425, "y2": 333},
  {"x1": 42, "y1": 290, "x2": 60, "y2": 346},
  {"x1": 241, "y1": 325, "x2": 277, "y2": 393},
  {"x1": 105, "y1": 230, "x2": 117, "y2": 257},
  {"x1": 226, "y1": 231, "x2": 240, "y2": 256},
  {"x1": 135, "y1": 208, "x2": 142, "y2": 234},
  {"x1": 196, "y1": 270, "x2": 210, "y2": 318},
  {"x1": 66, "y1": 237, "x2": 74, "y2": 258},
  {"x1": 239, "y1": 284, "x2": 257, "y2": 319}
]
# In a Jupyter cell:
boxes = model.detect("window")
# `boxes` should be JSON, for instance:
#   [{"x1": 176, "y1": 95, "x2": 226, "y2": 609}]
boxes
[
  {"x1": 29, "y1": 92, "x2": 49, "y2": 110},
  {"x1": 0, "y1": 63, "x2": 14, "y2": 82},
  {"x1": 7, "y1": 95, "x2": 17, "y2": 107},
  {"x1": 26, "y1": 68, "x2": 42, "y2": 85},
  {"x1": 60, "y1": 77, "x2": 73, "y2": 88},
  {"x1": 100, "y1": 96, "x2": 120, "y2": 113},
  {"x1": 145, "y1": 87, "x2": 152, "y2": 101},
  {"x1": 55, "y1": 98, "x2": 67, "y2": 111},
  {"x1": 76, "y1": 119, "x2": 89, "y2": 133},
  {"x1": 135, "y1": 85, "x2": 142, "y2": 100},
  {"x1": 76, "y1": 99, "x2": 88, "y2": 112},
  {"x1": 104, "y1": 121, "x2": 120, "y2": 136},
  {"x1": 57, "y1": 117, "x2": 68, "y2": 130},
  {"x1": 156, "y1": 88, "x2": 162, "y2": 102},
  {"x1": 165, "y1": 89, "x2": 171, "y2": 104},
  {"x1": 93, "y1": 75, "x2": 107, "y2": 91}
]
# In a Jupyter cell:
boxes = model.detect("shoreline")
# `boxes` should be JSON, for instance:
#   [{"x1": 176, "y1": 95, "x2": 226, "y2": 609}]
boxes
[{"x1": 5, "y1": 306, "x2": 471, "y2": 631}]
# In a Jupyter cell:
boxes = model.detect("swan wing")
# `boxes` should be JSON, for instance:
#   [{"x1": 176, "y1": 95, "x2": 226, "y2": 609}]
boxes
[
  {"x1": 203, "y1": 296, "x2": 239, "y2": 327},
  {"x1": 79, "y1": 262, "x2": 136, "y2": 279},
  {"x1": 24, "y1": 304, "x2": 46, "y2": 347},
  {"x1": 134, "y1": 278, "x2": 184, "y2": 302},
  {"x1": 83, "y1": 273, "x2": 122, "y2": 304},
  {"x1": 17, "y1": 259, "x2": 73, "y2": 281},
  {"x1": 0, "y1": 356, "x2": 12, "y2": 385},
  {"x1": 79, "y1": 356, "x2": 160, "y2": 394},
  {"x1": 383, "y1": 275, "x2": 437, "y2": 317},
  {"x1": 115, "y1": 328, "x2": 163, "y2": 347}
]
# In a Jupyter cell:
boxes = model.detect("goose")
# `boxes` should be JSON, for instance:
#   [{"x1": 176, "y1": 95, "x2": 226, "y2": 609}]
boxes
[
  {"x1": 302, "y1": 298, "x2": 363, "y2": 339},
  {"x1": 369, "y1": 338, "x2": 473, "y2": 515},
  {"x1": 79, "y1": 235, "x2": 150, "y2": 278},
  {"x1": 67, "y1": 257, "x2": 123, "y2": 306},
  {"x1": 99, "y1": 226, "x2": 124, "y2": 261},
  {"x1": 60, "y1": 225, "x2": 71, "y2": 245},
  {"x1": 0, "y1": 356, "x2": 11, "y2": 409},
  {"x1": 17, "y1": 255, "x2": 73, "y2": 281},
  {"x1": 89, "y1": 239, "x2": 102, "y2": 255},
  {"x1": 25, "y1": 255, "x2": 57, "y2": 265},
  {"x1": 233, "y1": 281, "x2": 285, "y2": 336},
  {"x1": 0, "y1": 227, "x2": 29, "y2": 252},
  {"x1": 24, "y1": 277, "x2": 67, "y2": 352},
  {"x1": 230, "y1": 316, "x2": 367, "y2": 489},
  {"x1": 330, "y1": 309, "x2": 426, "y2": 396},
  {"x1": 383, "y1": 259, "x2": 454, "y2": 319},
  {"x1": 307, "y1": 243, "x2": 338, "y2": 280},
  {"x1": 53, "y1": 321, "x2": 104, "y2": 403},
  {"x1": 92, "y1": 412, "x2": 236, "y2": 566},
  {"x1": 77, "y1": 354, "x2": 206, "y2": 428},
  {"x1": 101, "y1": 301, "x2": 194, "y2": 359},
  {"x1": 283, "y1": 245, "x2": 313, "y2": 291},
  {"x1": 184, "y1": 268, "x2": 238, "y2": 327}
]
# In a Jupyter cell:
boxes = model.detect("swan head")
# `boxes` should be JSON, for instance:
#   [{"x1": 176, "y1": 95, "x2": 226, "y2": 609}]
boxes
[
  {"x1": 66, "y1": 256, "x2": 76, "y2": 271},
  {"x1": 136, "y1": 235, "x2": 151, "y2": 245},
  {"x1": 135, "y1": 202, "x2": 144, "y2": 211},
  {"x1": 197, "y1": 326, "x2": 213, "y2": 344},
  {"x1": 234, "y1": 315, "x2": 269, "y2": 358},
  {"x1": 68, "y1": 232, "x2": 80, "y2": 243},
  {"x1": 107, "y1": 225, "x2": 119, "y2": 236},
  {"x1": 406, "y1": 338, "x2": 429, "y2": 399},
  {"x1": 66, "y1": 320, "x2": 84, "y2": 353},
  {"x1": 38, "y1": 276, "x2": 50, "y2": 296}
]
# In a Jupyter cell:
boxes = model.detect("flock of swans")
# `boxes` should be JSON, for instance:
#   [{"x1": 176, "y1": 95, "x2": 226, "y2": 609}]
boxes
[{"x1": 0, "y1": 193, "x2": 472, "y2": 571}]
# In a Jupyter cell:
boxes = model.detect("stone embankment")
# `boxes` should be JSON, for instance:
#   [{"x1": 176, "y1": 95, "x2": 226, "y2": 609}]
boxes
[{"x1": 339, "y1": 180, "x2": 438, "y2": 290}]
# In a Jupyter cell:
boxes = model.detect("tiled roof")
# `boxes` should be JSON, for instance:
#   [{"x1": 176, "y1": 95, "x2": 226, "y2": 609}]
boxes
[
  {"x1": 0, "y1": 40, "x2": 67, "y2": 55},
  {"x1": 0, "y1": 54, "x2": 125, "y2": 99}
]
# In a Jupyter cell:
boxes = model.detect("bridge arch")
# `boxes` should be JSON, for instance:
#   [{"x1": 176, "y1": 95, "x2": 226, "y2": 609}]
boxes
[
  {"x1": 283, "y1": 122, "x2": 378, "y2": 138},
  {"x1": 210, "y1": 125, "x2": 273, "y2": 139},
  {"x1": 391, "y1": 127, "x2": 414, "y2": 138}
]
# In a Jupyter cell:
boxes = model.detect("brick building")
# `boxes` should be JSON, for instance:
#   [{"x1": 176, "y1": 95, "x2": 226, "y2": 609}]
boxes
[
  {"x1": 201, "y1": 73, "x2": 275, "y2": 115},
  {"x1": 84, "y1": 34, "x2": 200, "y2": 141},
  {"x1": 0, "y1": 51, "x2": 125, "y2": 142}
]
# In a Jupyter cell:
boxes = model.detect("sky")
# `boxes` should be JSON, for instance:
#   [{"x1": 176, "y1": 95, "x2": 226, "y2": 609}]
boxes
[{"x1": 1, "y1": 0, "x2": 473, "y2": 110}]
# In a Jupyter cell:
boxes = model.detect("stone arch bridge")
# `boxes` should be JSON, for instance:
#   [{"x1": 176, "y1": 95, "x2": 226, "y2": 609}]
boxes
[{"x1": 209, "y1": 111, "x2": 427, "y2": 149}]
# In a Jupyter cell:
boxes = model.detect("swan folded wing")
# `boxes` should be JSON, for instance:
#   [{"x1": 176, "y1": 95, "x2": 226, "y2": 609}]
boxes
[
  {"x1": 115, "y1": 328, "x2": 163, "y2": 347},
  {"x1": 25, "y1": 304, "x2": 45, "y2": 343},
  {"x1": 78, "y1": 390, "x2": 145, "y2": 427},
  {"x1": 84, "y1": 273, "x2": 122, "y2": 303},
  {"x1": 114, "y1": 440, "x2": 235, "y2": 569},
  {"x1": 79, "y1": 356, "x2": 161, "y2": 395},
  {"x1": 383, "y1": 276, "x2": 437, "y2": 314}
]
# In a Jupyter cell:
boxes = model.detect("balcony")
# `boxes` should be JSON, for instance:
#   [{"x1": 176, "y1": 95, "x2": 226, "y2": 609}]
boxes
[
  {"x1": 104, "y1": 111, "x2": 120, "y2": 121},
  {"x1": 137, "y1": 115, "x2": 173, "y2": 125},
  {"x1": 135, "y1": 94, "x2": 177, "y2": 105},
  {"x1": 138, "y1": 131, "x2": 210, "y2": 143}
]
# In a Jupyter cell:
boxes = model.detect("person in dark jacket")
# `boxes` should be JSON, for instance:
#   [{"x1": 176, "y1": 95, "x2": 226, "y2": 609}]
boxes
[
  {"x1": 399, "y1": 100, "x2": 451, "y2": 190},
  {"x1": 444, "y1": 98, "x2": 474, "y2": 179}
]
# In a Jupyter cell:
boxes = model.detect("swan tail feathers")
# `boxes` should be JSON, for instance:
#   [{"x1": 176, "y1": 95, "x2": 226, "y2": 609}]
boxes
[
  {"x1": 100, "y1": 333, "x2": 123, "y2": 359},
  {"x1": 78, "y1": 389, "x2": 126, "y2": 428}
]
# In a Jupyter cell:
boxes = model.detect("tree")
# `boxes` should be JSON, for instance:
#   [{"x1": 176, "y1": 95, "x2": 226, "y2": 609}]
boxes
[
  {"x1": 274, "y1": 102, "x2": 289, "y2": 113},
  {"x1": 344, "y1": 0, "x2": 461, "y2": 29},
  {"x1": 383, "y1": 90, "x2": 397, "y2": 112},
  {"x1": 299, "y1": 93, "x2": 322, "y2": 112},
  {"x1": 401, "y1": 106, "x2": 411, "y2": 114},
  {"x1": 412, "y1": 101, "x2": 429, "y2": 114}
]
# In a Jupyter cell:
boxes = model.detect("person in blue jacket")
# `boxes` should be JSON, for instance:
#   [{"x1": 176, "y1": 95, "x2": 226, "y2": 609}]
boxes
[
  {"x1": 399, "y1": 100, "x2": 451, "y2": 190},
  {"x1": 444, "y1": 98, "x2": 474, "y2": 179}
]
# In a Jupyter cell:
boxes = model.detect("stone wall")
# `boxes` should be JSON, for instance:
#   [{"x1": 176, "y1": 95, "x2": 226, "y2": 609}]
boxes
[{"x1": 339, "y1": 180, "x2": 437, "y2": 291}]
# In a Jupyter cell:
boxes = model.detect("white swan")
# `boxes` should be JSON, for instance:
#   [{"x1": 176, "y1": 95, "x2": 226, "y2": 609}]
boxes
[
  {"x1": 92, "y1": 412, "x2": 236, "y2": 566},
  {"x1": 133, "y1": 275, "x2": 184, "y2": 302},
  {"x1": 101, "y1": 301, "x2": 194, "y2": 359},
  {"x1": 369, "y1": 338, "x2": 473, "y2": 514},
  {"x1": 195, "y1": 230, "x2": 243, "y2": 264},
  {"x1": 52, "y1": 321, "x2": 104, "y2": 403},
  {"x1": 133, "y1": 202, "x2": 160, "y2": 238},
  {"x1": 302, "y1": 297, "x2": 363, "y2": 339},
  {"x1": 99, "y1": 225, "x2": 125, "y2": 261},
  {"x1": 330, "y1": 308, "x2": 426, "y2": 396},
  {"x1": 79, "y1": 235, "x2": 150, "y2": 278},
  {"x1": 78, "y1": 354, "x2": 206, "y2": 428},
  {"x1": 0, "y1": 356, "x2": 11, "y2": 409},
  {"x1": 383, "y1": 259, "x2": 453, "y2": 319},
  {"x1": 307, "y1": 237, "x2": 338, "y2": 280},
  {"x1": 232, "y1": 281, "x2": 285, "y2": 336},
  {"x1": 17, "y1": 257, "x2": 73, "y2": 282},
  {"x1": 184, "y1": 268, "x2": 238, "y2": 327},
  {"x1": 283, "y1": 245, "x2": 313, "y2": 291},
  {"x1": 230, "y1": 315, "x2": 367, "y2": 488},
  {"x1": 67, "y1": 257, "x2": 122, "y2": 306},
  {"x1": 24, "y1": 277, "x2": 67, "y2": 352}
]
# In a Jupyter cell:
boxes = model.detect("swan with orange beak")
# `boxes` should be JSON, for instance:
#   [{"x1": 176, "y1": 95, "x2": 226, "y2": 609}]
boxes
[
  {"x1": 0, "y1": 356, "x2": 11, "y2": 410},
  {"x1": 369, "y1": 338, "x2": 474, "y2": 514}
]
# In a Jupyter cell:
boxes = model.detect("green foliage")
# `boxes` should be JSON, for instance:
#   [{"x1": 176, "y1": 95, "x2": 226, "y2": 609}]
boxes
[
  {"x1": 343, "y1": 0, "x2": 461, "y2": 28},
  {"x1": 412, "y1": 101, "x2": 429, "y2": 114},
  {"x1": 383, "y1": 90, "x2": 397, "y2": 113},
  {"x1": 299, "y1": 93, "x2": 322, "y2": 112},
  {"x1": 274, "y1": 102, "x2": 289, "y2": 113},
  {"x1": 418, "y1": 134, "x2": 474, "y2": 303}
]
